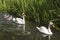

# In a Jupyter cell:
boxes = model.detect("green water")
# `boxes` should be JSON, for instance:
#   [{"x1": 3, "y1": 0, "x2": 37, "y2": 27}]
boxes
[
  {"x1": 0, "y1": 21, "x2": 60, "y2": 40},
  {"x1": 0, "y1": 13, "x2": 60, "y2": 40}
]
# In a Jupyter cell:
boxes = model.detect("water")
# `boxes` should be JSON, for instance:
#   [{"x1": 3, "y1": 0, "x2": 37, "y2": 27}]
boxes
[{"x1": 0, "y1": 13, "x2": 60, "y2": 40}]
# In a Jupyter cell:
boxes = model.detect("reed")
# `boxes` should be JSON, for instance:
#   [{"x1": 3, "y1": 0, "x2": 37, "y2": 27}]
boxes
[{"x1": 0, "y1": 0, "x2": 60, "y2": 24}]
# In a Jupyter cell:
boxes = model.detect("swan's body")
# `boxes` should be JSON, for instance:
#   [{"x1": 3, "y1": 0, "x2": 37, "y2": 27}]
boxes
[
  {"x1": 13, "y1": 17, "x2": 25, "y2": 24},
  {"x1": 4, "y1": 13, "x2": 25, "y2": 25},
  {"x1": 36, "y1": 26, "x2": 53, "y2": 35},
  {"x1": 36, "y1": 22, "x2": 54, "y2": 35}
]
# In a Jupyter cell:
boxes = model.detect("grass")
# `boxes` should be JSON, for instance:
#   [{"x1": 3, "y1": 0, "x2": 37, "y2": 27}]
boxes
[{"x1": 0, "y1": 0, "x2": 60, "y2": 28}]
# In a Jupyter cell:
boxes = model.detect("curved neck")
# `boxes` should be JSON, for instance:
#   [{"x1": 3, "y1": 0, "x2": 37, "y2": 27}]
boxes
[
  {"x1": 48, "y1": 24, "x2": 52, "y2": 32},
  {"x1": 48, "y1": 24, "x2": 50, "y2": 29},
  {"x1": 23, "y1": 15, "x2": 25, "y2": 24}
]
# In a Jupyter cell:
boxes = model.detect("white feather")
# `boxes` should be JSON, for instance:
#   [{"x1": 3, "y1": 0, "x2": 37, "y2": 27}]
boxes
[{"x1": 36, "y1": 21, "x2": 54, "y2": 37}]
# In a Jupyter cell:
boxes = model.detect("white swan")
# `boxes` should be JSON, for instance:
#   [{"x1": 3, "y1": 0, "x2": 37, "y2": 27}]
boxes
[
  {"x1": 4, "y1": 13, "x2": 25, "y2": 25},
  {"x1": 36, "y1": 21, "x2": 55, "y2": 35},
  {"x1": 12, "y1": 13, "x2": 25, "y2": 24},
  {"x1": 4, "y1": 13, "x2": 9, "y2": 18}
]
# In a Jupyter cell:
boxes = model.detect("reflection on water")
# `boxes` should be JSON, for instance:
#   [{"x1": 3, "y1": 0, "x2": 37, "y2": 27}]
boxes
[{"x1": 0, "y1": 13, "x2": 60, "y2": 40}]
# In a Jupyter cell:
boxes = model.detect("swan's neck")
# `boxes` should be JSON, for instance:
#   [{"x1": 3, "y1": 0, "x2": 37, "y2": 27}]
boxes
[
  {"x1": 48, "y1": 24, "x2": 52, "y2": 34},
  {"x1": 48, "y1": 24, "x2": 51, "y2": 33},
  {"x1": 23, "y1": 15, "x2": 25, "y2": 24},
  {"x1": 48, "y1": 24, "x2": 50, "y2": 30}
]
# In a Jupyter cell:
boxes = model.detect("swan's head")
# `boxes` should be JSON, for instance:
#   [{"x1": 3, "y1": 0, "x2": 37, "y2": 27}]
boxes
[
  {"x1": 49, "y1": 21, "x2": 55, "y2": 27},
  {"x1": 49, "y1": 21, "x2": 53, "y2": 25},
  {"x1": 22, "y1": 13, "x2": 26, "y2": 16}
]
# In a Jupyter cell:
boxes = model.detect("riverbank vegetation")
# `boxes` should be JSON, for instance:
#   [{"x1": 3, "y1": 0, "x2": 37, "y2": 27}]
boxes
[{"x1": 0, "y1": 0, "x2": 60, "y2": 30}]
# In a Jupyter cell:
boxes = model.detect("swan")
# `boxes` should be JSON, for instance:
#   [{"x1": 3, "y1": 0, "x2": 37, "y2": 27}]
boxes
[
  {"x1": 12, "y1": 13, "x2": 25, "y2": 25},
  {"x1": 4, "y1": 13, "x2": 9, "y2": 18},
  {"x1": 36, "y1": 21, "x2": 55, "y2": 35},
  {"x1": 4, "y1": 13, "x2": 25, "y2": 25}
]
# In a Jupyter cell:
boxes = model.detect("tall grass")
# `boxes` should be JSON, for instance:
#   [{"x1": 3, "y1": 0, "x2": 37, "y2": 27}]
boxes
[{"x1": 0, "y1": 0, "x2": 60, "y2": 25}]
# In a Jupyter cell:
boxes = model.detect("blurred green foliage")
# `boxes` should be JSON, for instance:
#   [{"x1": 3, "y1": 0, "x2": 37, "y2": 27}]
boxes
[{"x1": 0, "y1": 0, "x2": 60, "y2": 29}]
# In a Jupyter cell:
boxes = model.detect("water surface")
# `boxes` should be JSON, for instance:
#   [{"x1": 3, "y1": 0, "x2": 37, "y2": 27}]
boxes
[{"x1": 0, "y1": 13, "x2": 60, "y2": 40}]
